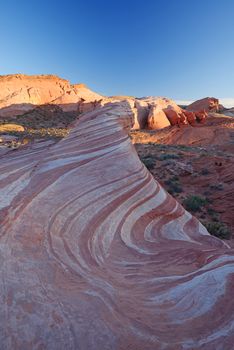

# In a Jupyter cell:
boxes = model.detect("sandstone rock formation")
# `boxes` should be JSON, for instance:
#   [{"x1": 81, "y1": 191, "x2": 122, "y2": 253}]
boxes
[
  {"x1": 0, "y1": 75, "x2": 210, "y2": 133},
  {"x1": 164, "y1": 108, "x2": 184, "y2": 126},
  {"x1": 147, "y1": 104, "x2": 171, "y2": 129},
  {"x1": 133, "y1": 99, "x2": 149, "y2": 129},
  {"x1": 0, "y1": 101, "x2": 234, "y2": 349},
  {"x1": 195, "y1": 110, "x2": 208, "y2": 123},
  {"x1": 183, "y1": 110, "x2": 196, "y2": 125},
  {"x1": 187, "y1": 97, "x2": 220, "y2": 113},
  {"x1": 0, "y1": 74, "x2": 103, "y2": 117}
]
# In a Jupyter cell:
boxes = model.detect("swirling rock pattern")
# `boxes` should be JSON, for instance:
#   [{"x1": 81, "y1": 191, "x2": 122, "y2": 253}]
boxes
[{"x1": 0, "y1": 102, "x2": 234, "y2": 350}]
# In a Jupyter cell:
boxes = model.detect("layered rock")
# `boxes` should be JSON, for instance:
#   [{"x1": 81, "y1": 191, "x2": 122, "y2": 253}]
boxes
[{"x1": 0, "y1": 101, "x2": 234, "y2": 349}]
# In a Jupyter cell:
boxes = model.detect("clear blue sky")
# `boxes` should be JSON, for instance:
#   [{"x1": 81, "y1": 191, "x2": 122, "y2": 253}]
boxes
[{"x1": 1, "y1": 0, "x2": 234, "y2": 101}]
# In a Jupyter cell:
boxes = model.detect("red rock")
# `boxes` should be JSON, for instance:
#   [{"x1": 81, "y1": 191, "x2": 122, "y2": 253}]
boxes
[
  {"x1": 195, "y1": 110, "x2": 208, "y2": 123},
  {"x1": 164, "y1": 108, "x2": 181, "y2": 125},
  {"x1": 0, "y1": 101, "x2": 233, "y2": 349},
  {"x1": 182, "y1": 110, "x2": 196, "y2": 125},
  {"x1": 187, "y1": 97, "x2": 220, "y2": 112}
]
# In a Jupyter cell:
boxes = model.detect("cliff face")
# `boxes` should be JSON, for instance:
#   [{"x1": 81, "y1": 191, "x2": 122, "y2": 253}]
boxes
[
  {"x1": 0, "y1": 74, "x2": 103, "y2": 117},
  {"x1": 0, "y1": 101, "x2": 234, "y2": 349}
]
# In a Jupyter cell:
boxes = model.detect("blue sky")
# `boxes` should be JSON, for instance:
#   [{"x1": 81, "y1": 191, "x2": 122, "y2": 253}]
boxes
[{"x1": 1, "y1": 0, "x2": 234, "y2": 103}]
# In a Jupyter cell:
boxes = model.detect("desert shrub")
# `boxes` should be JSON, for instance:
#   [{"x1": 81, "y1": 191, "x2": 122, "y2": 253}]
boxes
[
  {"x1": 141, "y1": 156, "x2": 155, "y2": 170},
  {"x1": 183, "y1": 195, "x2": 207, "y2": 212},
  {"x1": 174, "y1": 145, "x2": 191, "y2": 151},
  {"x1": 200, "y1": 168, "x2": 210, "y2": 175},
  {"x1": 209, "y1": 183, "x2": 224, "y2": 191},
  {"x1": 165, "y1": 176, "x2": 183, "y2": 194},
  {"x1": 203, "y1": 221, "x2": 231, "y2": 240},
  {"x1": 158, "y1": 153, "x2": 180, "y2": 161},
  {"x1": 207, "y1": 207, "x2": 219, "y2": 221}
]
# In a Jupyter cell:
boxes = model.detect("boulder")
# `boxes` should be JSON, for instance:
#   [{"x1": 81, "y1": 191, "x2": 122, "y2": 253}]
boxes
[
  {"x1": 147, "y1": 105, "x2": 171, "y2": 129},
  {"x1": 164, "y1": 108, "x2": 182, "y2": 125}
]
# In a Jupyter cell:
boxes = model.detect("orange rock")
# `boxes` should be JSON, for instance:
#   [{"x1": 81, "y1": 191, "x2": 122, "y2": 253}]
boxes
[
  {"x1": 164, "y1": 108, "x2": 181, "y2": 125},
  {"x1": 0, "y1": 123, "x2": 25, "y2": 132},
  {"x1": 0, "y1": 74, "x2": 103, "y2": 117},
  {"x1": 147, "y1": 105, "x2": 171, "y2": 129},
  {"x1": 182, "y1": 110, "x2": 196, "y2": 125},
  {"x1": 187, "y1": 97, "x2": 220, "y2": 112}
]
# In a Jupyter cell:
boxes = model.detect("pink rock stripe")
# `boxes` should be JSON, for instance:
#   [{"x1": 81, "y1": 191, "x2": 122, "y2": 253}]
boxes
[{"x1": 0, "y1": 101, "x2": 234, "y2": 350}]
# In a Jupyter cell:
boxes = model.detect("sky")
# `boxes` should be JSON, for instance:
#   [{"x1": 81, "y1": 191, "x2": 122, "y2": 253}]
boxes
[{"x1": 1, "y1": 0, "x2": 234, "y2": 105}]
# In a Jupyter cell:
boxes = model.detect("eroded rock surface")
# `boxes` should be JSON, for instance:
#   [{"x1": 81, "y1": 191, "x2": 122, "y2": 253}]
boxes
[
  {"x1": 187, "y1": 97, "x2": 220, "y2": 113},
  {"x1": 1, "y1": 102, "x2": 234, "y2": 349},
  {"x1": 0, "y1": 75, "x2": 209, "y2": 132},
  {"x1": 0, "y1": 74, "x2": 104, "y2": 117}
]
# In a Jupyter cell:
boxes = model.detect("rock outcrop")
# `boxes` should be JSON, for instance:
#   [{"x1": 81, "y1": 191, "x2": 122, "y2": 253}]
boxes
[
  {"x1": 0, "y1": 101, "x2": 234, "y2": 349},
  {"x1": 132, "y1": 97, "x2": 208, "y2": 129},
  {"x1": 0, "y1": 75, "x2": 208, "y2": 131},
  {"x1": 147, "y1": 105, "x2": 171, "y2": 129},
  {"x1": 187, "y1": 97, "x2": 220, "y2": 113},
  {"x1": 0, "y1": 74, "x2": 104, "y2": 117}
]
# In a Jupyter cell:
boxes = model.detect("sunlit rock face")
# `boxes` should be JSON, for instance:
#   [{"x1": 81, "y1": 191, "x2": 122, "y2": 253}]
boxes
[
  {"x1": 1, "y1": 102, "x2": 234, "y2": 349},
  {"x1": 0, "y1": 74, "x2": 103, "y2": 117},
  {"x1": 187, "y1": 97, "x2": 220, "y2": 113},
  {"x1": 130, "y1": 97, "x2": 207, "y2": 129},
  {"x1": 147, "y1": 104, "x2": 171, "y2": 129},
  {"x1": 0, "y1": 74, "x2": 209, "y2": 131}
]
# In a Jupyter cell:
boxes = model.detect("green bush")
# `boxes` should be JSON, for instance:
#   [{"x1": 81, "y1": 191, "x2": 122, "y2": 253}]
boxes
[
  {"x1": 203, "y1": 221, "x2": 231, "y2": 240},
  {"x1": 158, "y1": 153, "x2": 180, "y2": 161},
  {"x1": 165, "y1": 176, "x2": 183, "y2": 194},
  {"x1": 141, "y1": 156, "x2": 155, "y2": 170},
  {"x1": 183, "y1": 195, "x2": 207, "y2": 212}
]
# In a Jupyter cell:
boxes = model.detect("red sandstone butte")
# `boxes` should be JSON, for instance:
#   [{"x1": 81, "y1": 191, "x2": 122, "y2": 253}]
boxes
[
  {"x1": 0, "y1": 101, "x2": 234, "y2": 349},
  {"x1": 187, "y1": 97, "x2": 220, "y2": 112}
]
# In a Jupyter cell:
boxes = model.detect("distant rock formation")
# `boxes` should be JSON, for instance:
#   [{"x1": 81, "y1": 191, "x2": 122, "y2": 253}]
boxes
[
  {"x1": 0, "y1": 74, "x2": 104, "y2": 117},
  {"x1": 187, "y1": 97, "x2": 220, "y2": 113},
  {"x1": 131, "y1": 97, "x2": 207, "y2": 129},
  {"x1": 0, "y1": 101, "x2": 234, "y2": 349},
  {"x1": 0, "y1": 74, "x2": 209, "y2": 131}
]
